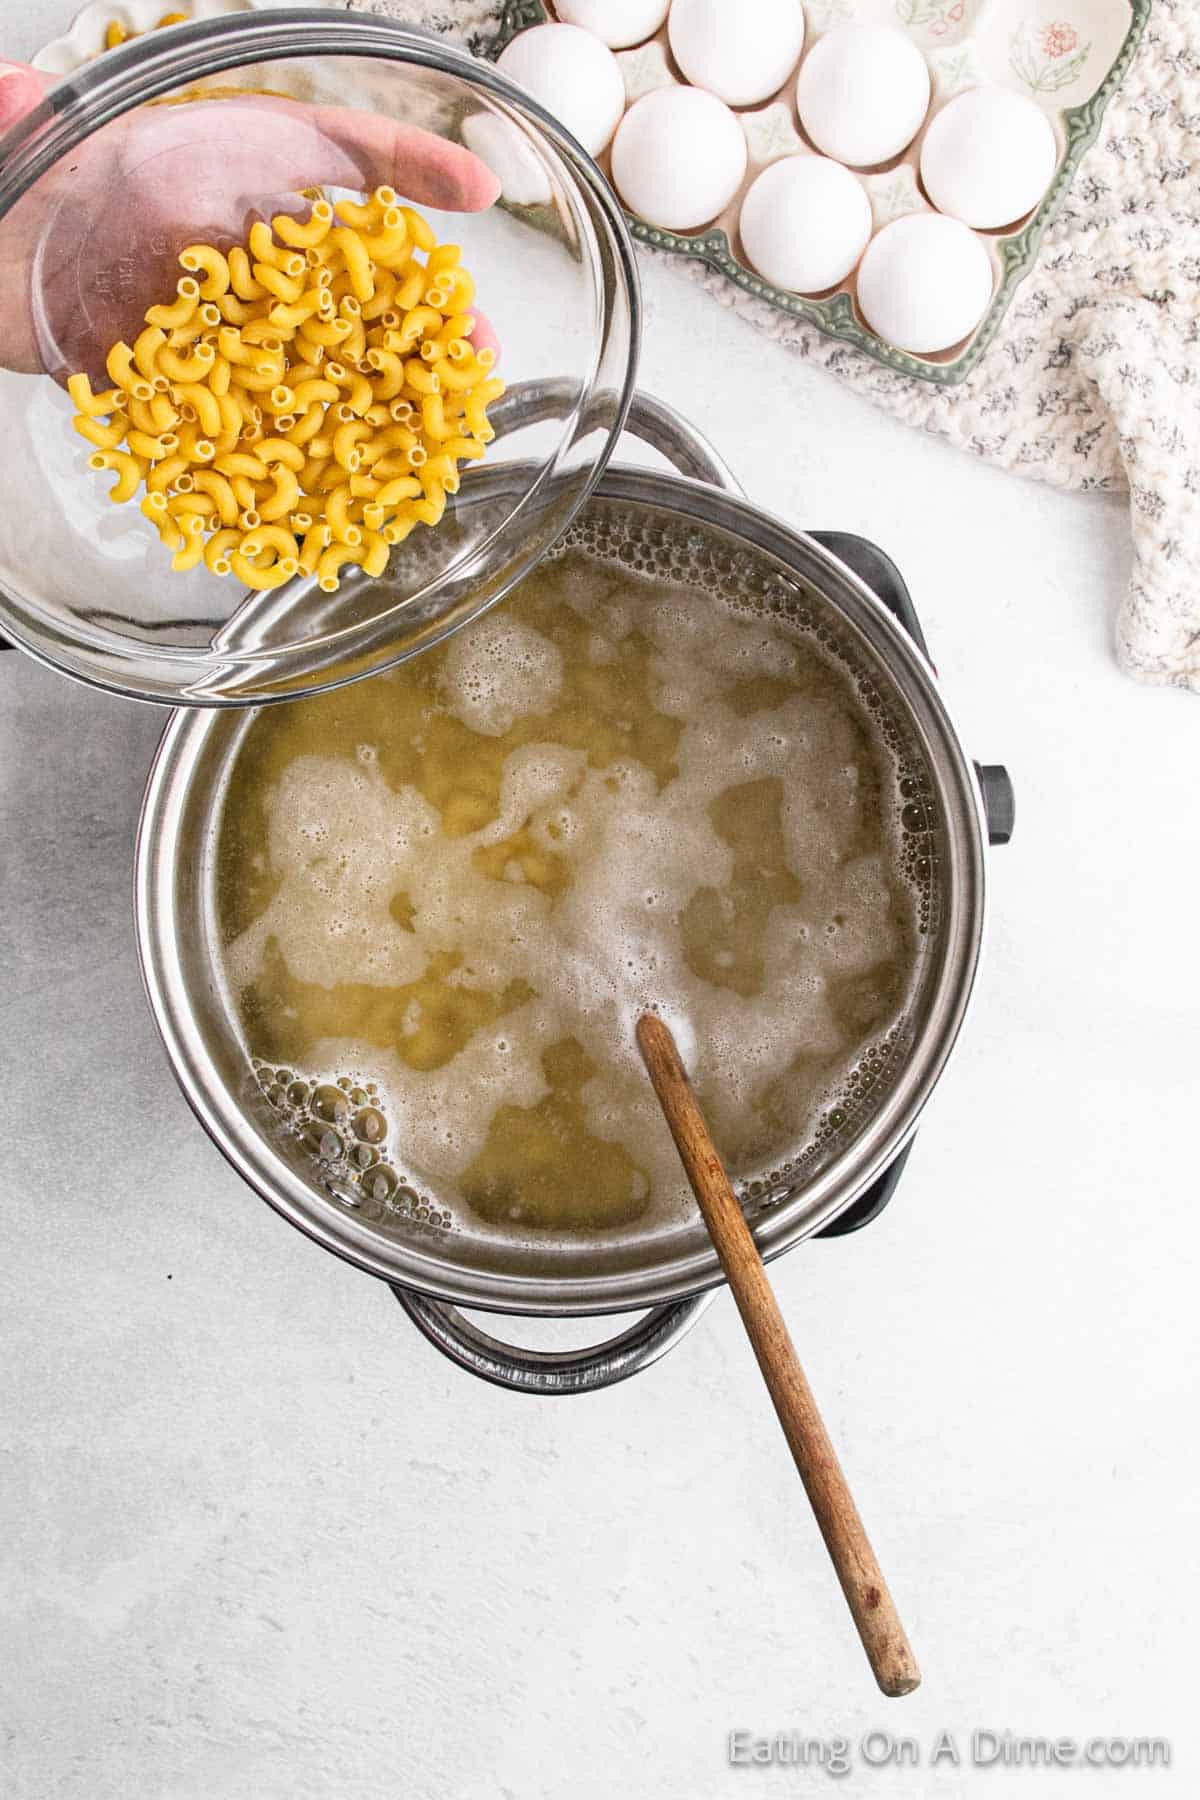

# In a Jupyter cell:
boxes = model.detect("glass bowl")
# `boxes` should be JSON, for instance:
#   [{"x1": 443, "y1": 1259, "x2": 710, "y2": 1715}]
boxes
[{"x1": 0, "y1": 7, "x2": 639, "y2": 703}]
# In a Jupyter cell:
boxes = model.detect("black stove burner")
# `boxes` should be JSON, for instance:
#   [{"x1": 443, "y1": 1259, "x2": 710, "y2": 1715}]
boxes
[{"x1": 809, "y1": 531, "x2": 931, "y2": 659}]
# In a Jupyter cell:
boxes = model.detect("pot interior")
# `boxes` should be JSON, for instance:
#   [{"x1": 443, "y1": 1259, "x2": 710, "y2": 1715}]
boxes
[{"x1": 138, "y1": 477, "x2": 985, "y2": 1315}]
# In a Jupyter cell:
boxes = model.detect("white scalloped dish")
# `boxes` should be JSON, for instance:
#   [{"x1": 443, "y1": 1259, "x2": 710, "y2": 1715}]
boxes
[{"x1": 32, "y1": 0, "x2": 340, "y2": 76}]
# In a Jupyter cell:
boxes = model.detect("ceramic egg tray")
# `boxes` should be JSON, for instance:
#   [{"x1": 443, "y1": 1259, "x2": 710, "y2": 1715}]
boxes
[
  {"x1": 37, "y1": 0, "x2": 1147, "y2": 384},
  {"x1": 487, "y1": 0, "x2": 1148, "y2": 384}
]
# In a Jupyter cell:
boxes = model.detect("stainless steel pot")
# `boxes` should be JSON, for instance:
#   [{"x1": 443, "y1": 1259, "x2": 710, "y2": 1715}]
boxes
[{"x1": 135, "y1": 386, "x2": 1006, "y2": 1395}]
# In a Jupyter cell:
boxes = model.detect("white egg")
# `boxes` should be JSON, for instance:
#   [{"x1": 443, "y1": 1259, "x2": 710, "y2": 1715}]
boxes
[
  {"x1": 555, "y1": 0, "x2": 671, "y2": 49},
  {"x1": 668, "y1": 0, "x2": 806, "y2": 108},
  {"x1": 611, "y1": 86, "x2": 748, "y2": 231},
  {"x1": 496, "y1": 23, "x2": 626, "y2": 158},
  {"x1": 855, "y1": 212, "x2": 994, "y2": 352},
  {"x1": 461, "y1": 112, "x2": 554, "y2": 208},
  {"x1": 920, "y1": 87, "x2": 1058, "y2": 229},
  {"x1": 739, "y1": 155, "x2": 871, "y2": 292},
  {"x1": 796, "y1": 23, "x2": 930, "y2": 167}
]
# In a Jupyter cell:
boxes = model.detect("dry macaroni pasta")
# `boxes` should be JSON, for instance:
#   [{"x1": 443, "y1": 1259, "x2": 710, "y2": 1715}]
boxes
[{"x1": 71, "y1": 192, "x2": 504, "y2": 592}]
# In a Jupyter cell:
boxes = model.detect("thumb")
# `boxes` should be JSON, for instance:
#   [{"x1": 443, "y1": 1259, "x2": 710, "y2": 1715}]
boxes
[{"x1": 0, "y1": 62, "x2": 50, "y2": 135}]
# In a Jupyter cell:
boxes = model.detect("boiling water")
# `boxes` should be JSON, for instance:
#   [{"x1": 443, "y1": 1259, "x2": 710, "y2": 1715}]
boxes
[{"x1": 216, "y1": 538, "x2": 923, "y2": 1236}]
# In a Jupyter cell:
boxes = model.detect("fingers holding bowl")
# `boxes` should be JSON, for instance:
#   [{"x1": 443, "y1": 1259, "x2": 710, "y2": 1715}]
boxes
[
  {"x1": 0, "y1": 60, "x2": 50, "y2": 134},
  {"x1": 310, "y1": 104, "x2": 502, "y2": 213}
]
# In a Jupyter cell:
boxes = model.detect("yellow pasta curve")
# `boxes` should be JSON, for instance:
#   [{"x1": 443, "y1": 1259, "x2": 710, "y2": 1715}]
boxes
[{"x1": 70, "y1": 189, "x2": 503, "y2": 593}]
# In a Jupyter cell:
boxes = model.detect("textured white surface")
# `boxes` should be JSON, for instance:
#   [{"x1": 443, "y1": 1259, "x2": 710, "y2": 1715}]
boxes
[{"x1": 2, "y1": 5, "x2": 1199, "y2": 1796}]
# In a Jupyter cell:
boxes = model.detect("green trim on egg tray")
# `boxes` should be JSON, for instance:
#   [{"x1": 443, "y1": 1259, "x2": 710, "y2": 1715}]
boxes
[{"x1": 485, "y1": 0, "x2": 1152, "y2": 386}]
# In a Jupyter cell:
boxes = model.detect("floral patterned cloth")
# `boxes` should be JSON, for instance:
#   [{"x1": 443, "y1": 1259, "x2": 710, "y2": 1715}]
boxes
[{"x1": 358, "y1": 0, "x2": 1200, "y2": 692}]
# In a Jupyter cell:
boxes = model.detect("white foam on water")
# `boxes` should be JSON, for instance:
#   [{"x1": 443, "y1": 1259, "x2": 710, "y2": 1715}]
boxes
[
  {"x1": 223, "y1": 543, "x2": 924, "y2": 1232},
  {"x1": 440, "y1": 611, "x2": 564, "y2": 737}
]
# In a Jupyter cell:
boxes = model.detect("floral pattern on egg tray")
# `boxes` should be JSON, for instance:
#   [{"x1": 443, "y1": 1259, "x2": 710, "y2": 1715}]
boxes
[{"x1": 486, "y1": 0, "x2": 1150, "y2": 385}]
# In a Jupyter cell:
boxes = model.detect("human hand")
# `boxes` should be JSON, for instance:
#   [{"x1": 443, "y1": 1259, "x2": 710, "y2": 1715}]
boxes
[{"x1": 0, "y1": 60, "x2": 500, "y2": 380}]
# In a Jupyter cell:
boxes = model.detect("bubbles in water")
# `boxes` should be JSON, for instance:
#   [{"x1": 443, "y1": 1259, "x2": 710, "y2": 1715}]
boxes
[
  {"x1": 252, "y1": 1054, "x2": 455, "y2": 1238},
  {"x1": 440, "y1": 613, "x2": 564, "y2": 737},
  {"x1": 229, "y1": 506, "x2": 937, "y2": 1244},
  {"x1": 310, "y1": 1084, "x2": 350, "y2": 1125},
  {"x1": 298, "y1": 1119, "x2": 343, "y2": 1161},
  {"x1": 352, "y1": 1106, "x2": 387, "y2": 1144},
  {"x1": 364, "y1": 1164, "x2": 398, "y2": 1204}
]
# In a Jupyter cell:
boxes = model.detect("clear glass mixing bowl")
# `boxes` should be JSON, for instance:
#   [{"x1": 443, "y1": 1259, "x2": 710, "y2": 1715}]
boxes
[{"x1": 0, "y1": 7, "x2": 639, "y2": 702}]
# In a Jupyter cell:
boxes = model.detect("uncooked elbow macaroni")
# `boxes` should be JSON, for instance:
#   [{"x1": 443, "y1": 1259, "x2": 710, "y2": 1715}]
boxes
[{"x1": 71, "y1": 190, "x2": 504, "y2": 591}]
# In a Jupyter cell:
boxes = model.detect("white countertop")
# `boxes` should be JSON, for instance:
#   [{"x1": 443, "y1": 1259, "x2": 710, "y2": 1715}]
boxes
[{"x1": 2, "y1": 8, "x2": 1198, "y2": 1797}]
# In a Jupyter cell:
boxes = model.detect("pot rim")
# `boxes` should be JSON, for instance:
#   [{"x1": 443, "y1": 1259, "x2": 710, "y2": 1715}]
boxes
[{"x1": 135, "y1": 463, "x2": 988, "y2": 1316}]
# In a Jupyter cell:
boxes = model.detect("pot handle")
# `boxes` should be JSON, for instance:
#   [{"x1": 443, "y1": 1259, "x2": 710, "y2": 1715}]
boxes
[
  {"x1": 615, "y1": 390, "x2": 745, "y2": 495},
  {"x1": 391, "y1": 1285, "x2": 717, "y2": 1395},
  {"x1": 490, "y1": 378, "x2": 745, "y2": 497},
  {"x1": 974, "y1": 762, "x2": 1015, "y2": 846}
]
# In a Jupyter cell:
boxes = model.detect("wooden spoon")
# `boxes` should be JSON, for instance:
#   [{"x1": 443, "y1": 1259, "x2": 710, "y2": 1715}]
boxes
[{"x1": 636, "y1": 1012, "x2": 920, "y2": 1698}]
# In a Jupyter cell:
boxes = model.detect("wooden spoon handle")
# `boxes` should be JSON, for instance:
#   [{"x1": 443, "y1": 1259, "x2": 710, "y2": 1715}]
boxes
[{"x1": 636, "y1": 1013, "x2": 920, "y2": 1698}]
